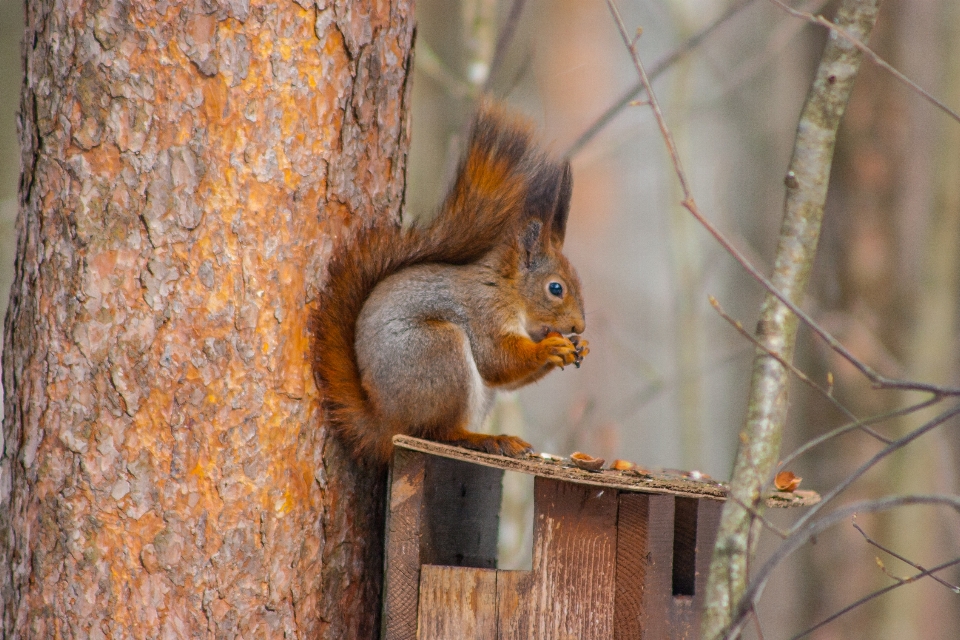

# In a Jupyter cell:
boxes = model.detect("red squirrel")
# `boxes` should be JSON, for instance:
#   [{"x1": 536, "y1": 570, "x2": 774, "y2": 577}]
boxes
[{"x1": 312, "y1": 103, "x2": 588, "y2": 464}]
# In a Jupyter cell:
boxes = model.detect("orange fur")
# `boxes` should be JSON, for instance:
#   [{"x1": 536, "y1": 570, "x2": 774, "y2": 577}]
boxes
[{"x1": 312, "y1": 103, "x2": 585, "y2": 464}]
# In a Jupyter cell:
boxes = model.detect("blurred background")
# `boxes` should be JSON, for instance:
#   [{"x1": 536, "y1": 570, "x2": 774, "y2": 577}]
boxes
[{"x1": 2, "y1": 0, "x2": 958, "y2": 637}]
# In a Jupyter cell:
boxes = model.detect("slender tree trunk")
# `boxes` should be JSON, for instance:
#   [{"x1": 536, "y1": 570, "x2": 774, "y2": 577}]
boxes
[
  {"x1": 701, "y1": 1, "x2": 881, "y2": 636},
  {"x1": 1, "y1": 0, "x2": 412, "y2": 636}
]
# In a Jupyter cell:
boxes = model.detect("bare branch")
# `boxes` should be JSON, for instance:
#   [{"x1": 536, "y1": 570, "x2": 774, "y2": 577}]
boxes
[
  {"x1": 678, "y1": 202, "x2": 960, "y2": 395},
  {"x1": 790, "y1": 403, "x2": 960, "y2": 534},
  {"x1": 790, "y1": 554, "x2": 960, "y2": 639},
  {"x1": 483, "y1": 0, "x2": 529, "y2": 94},
  {"x1": 708, "y1": 295, "x2": 892, "y2": 444},
  {"x1": 416, "y1": 40, "x2": 474, "y2": 98},
  {"x1": 751, "y1": 609, "x2": 768, "y2": 640},
  {"x1": 726, "y1": 494, "x2": 790, "y2": 539},
  {"x1": 723, "y1": 494, "x2": 960, "y2": 639},
  {"x1": 564, "y1": 0, "x2": 758, "y2": 159},
  {"x1": 776, "y1": 394, "x2": 943, "y2": 473},
  {"x1": 766, "y1": 0, "x2": 960, "y2": 125},
  {"x1": 851, "y1": 519, "x2": 960, "y2": 592}
]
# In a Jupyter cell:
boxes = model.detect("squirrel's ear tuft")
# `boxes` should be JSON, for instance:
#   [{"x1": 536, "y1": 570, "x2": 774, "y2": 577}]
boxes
[
  {"x1": 552, "y1": 161, "x2": 573, "y2": 245},
  {"x1": 520, "y1": 218, "x2": 544, "y2": 268},
  {"x1": 524, "y1": 160, "x2": 572, "y2": 247}
]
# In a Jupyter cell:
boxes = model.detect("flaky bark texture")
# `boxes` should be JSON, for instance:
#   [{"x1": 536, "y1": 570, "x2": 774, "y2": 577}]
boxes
[{"x1": 1, "y1": 0, "x2": 412, "y2": 636}]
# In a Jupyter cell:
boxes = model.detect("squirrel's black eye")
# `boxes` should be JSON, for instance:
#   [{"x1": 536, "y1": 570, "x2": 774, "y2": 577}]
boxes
[{"x1": 548, "y1": 281, "x2": 563, "y2": 297}]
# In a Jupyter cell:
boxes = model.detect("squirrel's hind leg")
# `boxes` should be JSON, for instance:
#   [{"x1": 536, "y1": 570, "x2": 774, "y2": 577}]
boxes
[
  {"x1": 411, "y1": 322, "x2": 532, "y2": 457},
  {"x1": 431, "y1": 429, "x2": 533, "y2": 458},
  {"x1": 357, "y1": 316, "x2": 531, "y2": 458}
]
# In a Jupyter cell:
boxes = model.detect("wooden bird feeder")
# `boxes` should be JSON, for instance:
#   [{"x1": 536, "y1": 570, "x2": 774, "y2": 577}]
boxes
[{"x1": 381, "y1": 435, "x2": 817, "y2": 639}]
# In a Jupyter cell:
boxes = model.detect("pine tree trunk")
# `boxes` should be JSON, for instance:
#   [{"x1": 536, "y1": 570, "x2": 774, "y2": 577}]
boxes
[{"x1": 1, "y1": 0, "x2": 413, "y2": 636}]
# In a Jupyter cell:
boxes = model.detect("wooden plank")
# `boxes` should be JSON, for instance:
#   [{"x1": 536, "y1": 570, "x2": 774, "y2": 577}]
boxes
[
  {"x1": 670, "y1": 497, "x2": 698, "y2": 638},
  {"x1": 689, "y1": 498, "x2": 724, "y2": 637},
  {"x1": 615, "y1": 493, "x2": 676, "y2": 639},
  {"x1": 417, "y1": 565, "x2": 497, "y2": 639},
  {"x1": 421, "y1": 456, "x2": 504, "y2": 569},
  {"x1": 393, "y1": 435, "x2": 728, "y2": 500},
  {"x1": 382, "y1": 449, "x2": 428, "y2": 640},
  {"x1": 515, "y1": 477, "x2": 619, "y2": 639},
  {"x1": 670, "y1": 497, "x2": 724, "y2": 640},
  {"x1": 496, "y1": 569, "x2": 534, "y2": 638},
  {"x1": 393, "y1": 436, "x2": 821, "y2": 508},
  {"x1": 672, "y1": 497, "x2": 699, "y2": 598}
]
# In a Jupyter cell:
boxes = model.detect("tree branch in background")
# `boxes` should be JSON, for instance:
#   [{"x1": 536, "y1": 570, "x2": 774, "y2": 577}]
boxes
[
  {"x1": 700, "y1": 2, "x2": 881, "y2": 631},
  {"x1": 851, "y1": 519, "x2": 960, "y2": 592},
  {"x1": 564, "y1": 0, "x2": 758, "y2": 159},
  {"x1": 482, "y1": 0, "x2": 529, "y2": 94},
  {"x1": 791, "y1": 552, "x2": 960, "y2": 639},
  {"x1": 724, "y1": 494, "x2": 960, "y2": 638},
  {"x1": 416, "y1": 39, "x2": 474, "y2": 98},
  {"x1": 776, "y1": 395, "x2": 943, "y2": 473},
  {"x1": 766, "y1": 0, "x2": 960, "y2": 125},
  {"x1": 789, "y1": 403, "x2": 960, "y2": 533},
  {"x1": 708, "y1": 295, "x2": 893, "y2": 443}
]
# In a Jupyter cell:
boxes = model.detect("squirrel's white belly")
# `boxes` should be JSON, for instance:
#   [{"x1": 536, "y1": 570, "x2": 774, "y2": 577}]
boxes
[{"x1": 457, "y1": 327, "x2": 495, "y2": 431}]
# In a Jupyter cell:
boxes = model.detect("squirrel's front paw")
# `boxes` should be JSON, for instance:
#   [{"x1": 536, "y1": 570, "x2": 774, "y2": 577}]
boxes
[
  {"x1": 570, "y1": 335, "x2": 589, "y2": 368},
  {"x1": 540, "y1": 332, "x2": 580, "y2": 369}
]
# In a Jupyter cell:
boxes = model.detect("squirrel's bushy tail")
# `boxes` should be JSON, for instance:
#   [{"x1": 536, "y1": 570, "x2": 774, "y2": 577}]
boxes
[{"x1": 313, "y1": 103, "x2": 556, "y2": 463}]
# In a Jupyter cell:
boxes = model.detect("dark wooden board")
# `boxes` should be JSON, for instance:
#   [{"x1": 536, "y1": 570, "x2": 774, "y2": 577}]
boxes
[
  {"x1": 417, "y1": 565, "x2": 497, "y2": 639},
  {"x1": 382, "y1": 449, "x2": 428, "y2": 640},
  {"x1": 672, "y1": 497, "x2": 699, "y2": 598},
  {"x1": 615, "y1": 492, "x2": 676, "y2": 639},
  {"x1": 421, "y1": 456, "x2": 504, "y2": 569},
  {"x1": 670, "y1": 497, "x2": 723, "y2": 639}
]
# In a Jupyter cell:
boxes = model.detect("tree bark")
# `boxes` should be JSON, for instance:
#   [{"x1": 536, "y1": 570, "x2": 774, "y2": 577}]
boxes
[{"x1": 1, "y1": 0, "x2": 412, "y2": 636}]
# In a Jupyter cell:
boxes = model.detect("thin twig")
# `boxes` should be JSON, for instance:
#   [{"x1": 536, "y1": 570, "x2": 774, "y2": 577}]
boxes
[
  {"x1": 727, "y1": 494, "x2": 790, "y2": 539},
  {"x1": 751, "y1": 608, "x2": 767, "y2": 640},
  {"x1": 766, "y1": 0, "x2": 960, "y2": 125},
  {"x1": 708, "y1": 295, "x2": 893, "y2": 444},
  {"x1": 851, "y1": 519, "x2": 960, "y2": 592},
  {"x1": 416, "y1": 40, "x2": 474, "y2": 98},
  {"x1": 605, "y1": 1, "x2": 692, "y2": 202},
  {"x1": 684, "y1": 192, "x2": 960, "y2": 396},
  {"x1": 613, "y1": 344, "x2": 752, "y2": 422},
  {"x1": 776, "y1": 394, "x2": 943, "y2": 472},
  {"x1": 791, "y1": 403, "x2": 960, "y2": 535},
  {"x1": 563, "y1": 0, "x2": 758, "y2": 159},
  {"x1": 722, "y1": 494, "x2": 960, "y2": 639},
  {"x1": 711, "y1": 0, "x2": 832, "y2": 102},
  {"x1": 790, "y1": 555, "x2": 960, "y2": 639},
  {"x1": 605, "y1": 0, "x2": 960, "y2": 398},
  {"x1": 482, "y1": 0, "x2": 529, "y2": 94}
]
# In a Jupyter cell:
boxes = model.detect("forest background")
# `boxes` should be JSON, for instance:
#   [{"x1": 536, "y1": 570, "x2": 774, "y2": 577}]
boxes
[{"x1": 1, "y1": 0, "x2": 958, "y2": 637}]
